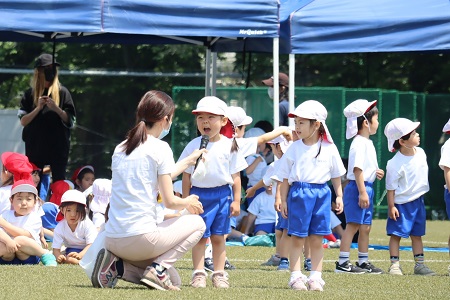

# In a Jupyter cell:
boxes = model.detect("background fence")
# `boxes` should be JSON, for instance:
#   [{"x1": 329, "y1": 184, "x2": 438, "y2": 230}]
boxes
[{"x1": 172, "y1": 86, "x2": 449, "y2": 219}]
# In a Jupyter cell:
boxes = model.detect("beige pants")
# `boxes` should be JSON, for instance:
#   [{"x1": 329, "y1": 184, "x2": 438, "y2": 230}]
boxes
[{"x1": 105, "y1": 214, "x2": 205, "y2": 284}]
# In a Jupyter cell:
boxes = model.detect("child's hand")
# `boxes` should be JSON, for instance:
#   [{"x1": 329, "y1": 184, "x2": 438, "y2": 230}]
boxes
[
  {"x1": 67, "y1": 252, "x2": 82, "y2": 260},
  {"x1": 245, "y1": 187, "x2": 255, "y2": 198},
  {"x1": 5, "y1": 239, "x2": 19, "y2": 253},
  {"x1": 57, "y1": 255, "x2": 66, "y2": 263},
  {"x1": 40, "y1": 236, "x2": 48, "y2": 249},
  {"x1": 334, "y1": 196, "x2": 344, "y2": 214},
  {"x1": 230, "y1": 201, "x2": 240, "y2": 217},
  {"x1": 388, "y1": 206, "x2": 399, "y2": 221},
  {"x1": 358, "y1": 192, "x2": 370, "y2": 209},
  {"x1": 376, "y1": 169, "x2": 385, "y2": 180},
  {"x1": 274, "y1": 197, "x2": 281, "y2": 212},
  {"x1": 281, "y1": 201, "x2": 288, "y2": 219}
]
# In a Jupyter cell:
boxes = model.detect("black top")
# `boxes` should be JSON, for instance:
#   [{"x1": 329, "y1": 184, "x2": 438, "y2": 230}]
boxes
[{"x1": 19, "y1": 86, "x2": 76, "y2": 165}]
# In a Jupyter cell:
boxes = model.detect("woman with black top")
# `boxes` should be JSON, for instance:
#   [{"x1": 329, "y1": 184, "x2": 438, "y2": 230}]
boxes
[{"x1": 18, "y1": 53, "x2": 76, "y2": 183}]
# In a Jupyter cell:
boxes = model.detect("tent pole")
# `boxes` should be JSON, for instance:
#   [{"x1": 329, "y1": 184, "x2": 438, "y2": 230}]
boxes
[
  {"x1": 212, "y1": 52, "x2": 217, "y2": 96},
  {"x1": 273, "y1": 37, "x2": 280, "y2": 128},
  {"x1": 205, "y1": 48, "x2": 211, "y2": 96},
  {"x1": 289, "y1": 54, "x2": 295, "y2": 128}
]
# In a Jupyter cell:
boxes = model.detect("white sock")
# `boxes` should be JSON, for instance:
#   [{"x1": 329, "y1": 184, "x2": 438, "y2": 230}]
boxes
[
  {"x1": 309, "y1": 271, "x2": 322, "y2": 280},
  {"x1": 290, "y1": 271, "x2": 304, "y2": 282}
]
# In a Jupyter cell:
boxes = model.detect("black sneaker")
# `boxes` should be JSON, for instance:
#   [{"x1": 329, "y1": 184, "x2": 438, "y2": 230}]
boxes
[
  {"x1": 224, "y1": 259, "x2": 236, "y2": 270},
  {"x1": 335, "y1": 260, "x2": 366, "y2": 274},
  {"x1": 204, "y1": 258, "x2": 214, "y2": 272},
  {"x1": 356, "y1": 262, "x2": 384, "y2": 274}
]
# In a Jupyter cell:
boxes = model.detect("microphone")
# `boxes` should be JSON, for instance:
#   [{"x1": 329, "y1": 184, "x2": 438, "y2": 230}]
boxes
[{"x1": 194, "y1": 135, "x2": 209, "y2": 170}]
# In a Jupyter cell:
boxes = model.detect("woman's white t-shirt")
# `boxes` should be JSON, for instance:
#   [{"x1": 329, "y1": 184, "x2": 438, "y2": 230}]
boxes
[{"x1": 106, "y1": 136, "x2": 175, "y2": 238}]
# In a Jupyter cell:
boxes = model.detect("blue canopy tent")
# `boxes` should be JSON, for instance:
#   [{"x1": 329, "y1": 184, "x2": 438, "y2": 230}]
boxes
[{"x1": 0, "y1": 0, "x2": 280, "y2": 94}]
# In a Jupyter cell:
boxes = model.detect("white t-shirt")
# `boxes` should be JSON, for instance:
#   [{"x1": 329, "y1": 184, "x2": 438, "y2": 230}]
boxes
[
  {"x1": 439, "y1": 138, "x2": 450, "y2": 189},
  {"x1": 272, "y1": 140, "x2": 346, "y2": 184},
  {"x1": 236, "y1": 137, "x2": 258, "y2": 158},
  {"x1": 106, "y1": 136, "x2": 175, "y2": 238},
  {"x1": 1, "y1": 210, "x2": 41, "y2": 244},
  {"x1": 52, "y1": 218, "x2": 98, "y2": 250},
  {"x1": 385, "y1": 147, "x2": 429, "y2": 204},
  {"x1": 247, "y1": 191, "x2": 277, "y2": 225},
  {"x1": 0, "y1": 185, "x2": 12, "y2": 215},
  {"x1": 346, "y1": 135, "x2": 378, "y2": 183},
  {"x1": 178, "y1": 135, "x2": 247, "y2": 188},
  {"x1": 246, "y1": 154, "x2": 267, "y2": 186}
]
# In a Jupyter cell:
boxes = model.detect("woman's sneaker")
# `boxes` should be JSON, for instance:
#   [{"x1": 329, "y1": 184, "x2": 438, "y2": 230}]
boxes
[
  {"x1": 190, "y1": 270, "x2": 207, "y2": 288},
  {"x1": 140, "y1": 266, "x2": 180, "y2": 291},
  {"x1": 335, "y1": 260, "x2": 366, "y2": 274},
  {"x1": 91, "y1": 248, "x2": 120, "y2": 288},
  {"x1": 356, "y1": 261, "x2": 384, "y2": 274},
  {"x1": 41, "y1": 252, "x2": 57, "y2": 267}
]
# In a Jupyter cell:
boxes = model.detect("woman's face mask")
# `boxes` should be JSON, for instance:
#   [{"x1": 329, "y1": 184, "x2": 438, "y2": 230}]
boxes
[
  {"x1": 267, "y1": 87, "x2": 274, "y2": 99},
  {"x1": 44, "y1": 68, "x2": 55, "y2": 82},
  {"x1": 158, "y1": 121, "x2": 172, "y2": 140}
]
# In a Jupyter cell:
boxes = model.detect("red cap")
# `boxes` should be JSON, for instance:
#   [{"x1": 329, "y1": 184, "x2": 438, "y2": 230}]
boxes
[
  {"x1": 1, "y1": 152, "x2": 33, "y2": 182},
  {"x1": 71, "y1": 165, "x2": 94, "y2": 182},
  {"x1": 49, "y1": 180, "x2": 71, "y2": 206},
  {"x1": 220, "y1": 119, "x2": 234, "y2": 138},
  {"x1": 30, "y1": 162, "x2": 41, "y2": 171}
]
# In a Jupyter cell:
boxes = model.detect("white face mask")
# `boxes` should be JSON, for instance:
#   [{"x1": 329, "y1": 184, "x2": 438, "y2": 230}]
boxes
[{"x1": 267, "y1": 87, "x2": 274, "y2": 99}]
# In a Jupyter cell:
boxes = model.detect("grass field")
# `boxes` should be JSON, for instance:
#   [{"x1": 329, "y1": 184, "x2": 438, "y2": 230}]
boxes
[{"x1": 1, "y1": 220, "x2": 449, "y2": 300}]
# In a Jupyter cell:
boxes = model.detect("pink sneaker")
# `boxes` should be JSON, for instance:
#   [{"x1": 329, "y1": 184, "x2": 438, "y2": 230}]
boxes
[
  {"x1": 307, "y1": 278, "x2": 325, "y2": 292},
  {"x1": 190, "y1": 271, "x2": 207, "y2": 288},
  {"x1": 211, "y1": 271, "x2": 230, "y2": 288},
  {"x1": 91, "y1": 248, "x2": 119, "y2": 288},
  {"x1": 289, "y1": 276, "x2": 308, "y2": 291}
]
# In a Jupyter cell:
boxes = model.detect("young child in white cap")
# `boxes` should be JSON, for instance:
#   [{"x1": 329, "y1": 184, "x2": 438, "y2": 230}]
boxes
[
  {"x1": 0, "y1": 179, "x2": 57, "y2": 266},
  {"x1": 178, "y1": 96, "x2": 247, "y2": 288},
  {"x1": 336, "y1": 99, "x2": 384, "y2": 275},
  {"x1": 272, "y1": 100, "x2": 346, "y2": 291},
  {"x1": 384, "y1": 118, "x2": 436, "y2": 276},
  {"x1": 438, "y1": 117, "x2": 450, "y2": 275},
  {"x1": 52, "y1": 189, "x2": 98, "y2": 265}
]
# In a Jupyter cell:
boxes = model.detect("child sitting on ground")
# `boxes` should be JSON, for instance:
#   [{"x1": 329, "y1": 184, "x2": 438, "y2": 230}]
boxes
[
  {"x1": 52, "y1": 190, "x2": 98, "y2": 265},
  {"x1": 0, "y1": 180, "x2": 57, "y2": 266},
  {"x1": 71, "y1": 165, "x2": 95, "y2": 193}
]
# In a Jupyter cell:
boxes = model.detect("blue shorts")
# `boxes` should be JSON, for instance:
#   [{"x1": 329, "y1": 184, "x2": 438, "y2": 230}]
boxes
[
  {"x1": 254, "y1": 223, "x2": 275, "y2": 235},
  {"x1": 386, "y1": 196, "x2": 426, "y2": 238},
  {"x1": 343, "y1": 180, "x2": 374, "y2": 225},
  {"x1": 0, "y1": 255, "x2": 40, "y2": 265},
  {"x1": 191, "y1": 185, "x2": 232, "y2": 238},
  {"x1": 445, "y1": 188, "x2": 450, "y2": 219},
  {"x1": 287, "y1": 182, "x2": 332, "y2": 238},
  {"x1": 245, "y1": 186, "x2": 266, "y2": 208},
  {"x1": 275, "y1": 211, "x2": 288, "y2": 230},
  {"x1": 65, "y1": 247, "x2": 83, "y2": 254}
]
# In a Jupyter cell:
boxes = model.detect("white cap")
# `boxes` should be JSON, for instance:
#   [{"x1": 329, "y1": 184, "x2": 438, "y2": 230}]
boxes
[
  {"x1": 288, "y1": 100, "x2": 334, "y2": 144},
  {"x1": 90, "y1": 178, "x2": 111, "y2": 213},
  {"x1": 343, "y1": 99, "x2": 377, "y2": 139},
  {"x1": 11, "y1": 179, "x2": 38, "y2": 196},
  {"x1": 384, "y1": 118, "x2": 420, "y2": 152},
  {"x1": 61, "y1": 189, "x2": 86, "y2": 206},
  {"x1": 173, "y1": 180, "x2": 183, "y2": 195},
  {"x1": 268, "y1": 135, "x2": 292, "y2": 153},
  {"x1": 226, "y1": 106, "x2": 253, "y2": 127},
  {"x1": 443, "y1": 118, "x2": 450, "y2": 133},
  {"x1": 192, "y1": 96, "x2": 227, "y2": 116},
  {"x1": 244, "y1": 127, "x2": 265, "y2": 138}
]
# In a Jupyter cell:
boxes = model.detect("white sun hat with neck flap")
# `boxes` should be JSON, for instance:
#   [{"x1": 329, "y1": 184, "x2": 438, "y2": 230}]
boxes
[
  {"x1": 343, "y1": 99, "x2": 377, "y2": 139},
  {"x1": 288, "y1": 100, "x2": 334, "y2": 144}
]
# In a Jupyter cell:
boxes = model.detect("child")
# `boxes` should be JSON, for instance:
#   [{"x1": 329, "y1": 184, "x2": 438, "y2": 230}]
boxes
[
  {"x1": 336, "y1": 99, "x2": 384, "y2": 274},
  {"x1": 439, "y1": 118, "x2": 450, "y2": 275},
  {"x1": 273, "y1": 100, "x2": 346, "y2": 291},
  {"x1": 384, "y1": 118, "x2": 436, "y2": 276},
  {"x1": 0, "y1": 179, "x2": 57, "y2": 266},
  {"x1": 71, "y1": 165, "x2": 95, "y2": 192},
  {"x1": 178, "y1": 96, "x2": 247, "y2": 288},
  {"x1": 88, "y1": 179, "x2": 112, "y2": 229},
  {"x1": 52, "y1": 189, "x2": 98, "y2": 265}
]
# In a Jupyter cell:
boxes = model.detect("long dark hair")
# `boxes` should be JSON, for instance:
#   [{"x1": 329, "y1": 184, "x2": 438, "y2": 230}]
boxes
[{"x1": 123, "y1": 90, "x2": 175, "y2": 155}]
